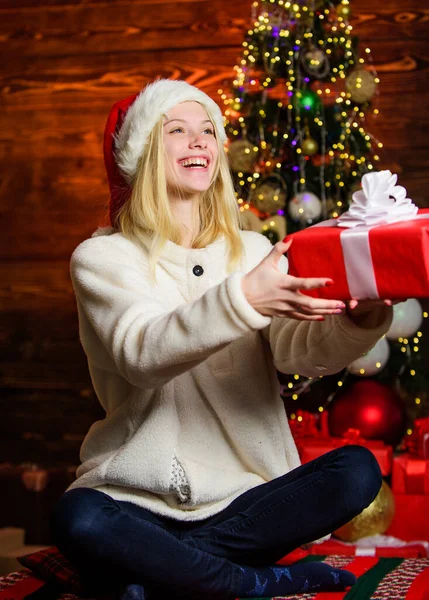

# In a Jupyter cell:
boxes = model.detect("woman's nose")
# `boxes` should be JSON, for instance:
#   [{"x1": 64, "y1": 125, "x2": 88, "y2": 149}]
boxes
[{"x1": 189, "y1": 133, "x2": 207, "y2": 148}]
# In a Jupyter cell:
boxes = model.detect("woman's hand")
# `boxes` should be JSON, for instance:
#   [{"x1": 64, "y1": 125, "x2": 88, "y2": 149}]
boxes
[
  {"x1": 347, "y1": 298, "x2": 402, "y2": 312},
  {"x1": 241, "y1": 240, "x2": 346, "y2": 321},
  {"x1": 346, "y1": 298, "x2": 402, "y2": 326}
]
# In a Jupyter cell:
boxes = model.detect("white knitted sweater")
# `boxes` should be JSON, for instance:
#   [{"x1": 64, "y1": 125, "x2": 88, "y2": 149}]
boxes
[{"x1": 68, "y1": 228, "x2": 392, "y2": 520}]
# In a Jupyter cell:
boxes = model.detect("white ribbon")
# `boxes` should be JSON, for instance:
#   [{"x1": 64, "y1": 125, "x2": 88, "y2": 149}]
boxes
[
  {"x1": 337, "y1": 170, "x2": 418, "y2": 228},
  {"x1": 312, "y1": 171, "x2": 424, "y2": 298}
]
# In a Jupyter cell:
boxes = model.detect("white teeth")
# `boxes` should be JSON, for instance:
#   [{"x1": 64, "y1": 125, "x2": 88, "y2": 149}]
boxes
[{"x1": 179, "y1": 157, "x2": 208, "y2": 168}]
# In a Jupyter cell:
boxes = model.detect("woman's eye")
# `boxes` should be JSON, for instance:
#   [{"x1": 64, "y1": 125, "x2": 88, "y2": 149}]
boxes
[
  {"x1": 204, "y1": 128, "x2": 215, "y2": 135},
  {"x1": 171, "y1": 127, "x2": 184, "y2": 133}
]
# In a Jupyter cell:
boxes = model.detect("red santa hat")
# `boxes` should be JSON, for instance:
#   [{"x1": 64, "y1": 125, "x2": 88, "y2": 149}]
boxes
[{"x1": 103, "y1": 79, "x2": 227, "y2": 226}]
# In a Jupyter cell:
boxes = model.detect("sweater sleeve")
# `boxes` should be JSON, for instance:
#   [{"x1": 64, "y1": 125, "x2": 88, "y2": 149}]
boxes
[
  {"x1": 70, "y1": 238, "x2": 271, "y2": 388},
  {"x1": 263, "y1": 306, "x2": 393, "y2": 377}
]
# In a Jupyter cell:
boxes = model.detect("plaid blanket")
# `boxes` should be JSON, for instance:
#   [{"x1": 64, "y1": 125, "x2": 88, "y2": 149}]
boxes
[{"x1": 1, "y1": 553, "x2": 429, "y2": 600}]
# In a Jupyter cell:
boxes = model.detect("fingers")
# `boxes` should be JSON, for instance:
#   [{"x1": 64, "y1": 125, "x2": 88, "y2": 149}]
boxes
[
  {"x1": 286, "y1": 292, "x2": 346, "y2": 312},
  {"x1": 287, "y1": 311, "x2": 327, "y2": 321},
  {"x1": 348, "y1": 298, "x2": 399, "y2": 310},
  {"x1": 285, "y1": 276, "x2": 334, "y2": 291},
  {"x1": 274, "y1": 238, "x2": 292, "y2": 255}
]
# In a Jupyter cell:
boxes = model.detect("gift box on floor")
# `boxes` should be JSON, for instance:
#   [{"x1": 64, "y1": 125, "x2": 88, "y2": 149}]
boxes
[
  {"x1": 387, "y1": 494, "x2": 429, "y2": 542},
  {"x1": 305, "y1": 538, "x2": 429, "y2": 558},
  {"x1": 285, "y1": 171, "x2": 429, "y2": 300},
  {"x1": 392, "y1": 454, "x2": 429, "y2": 495},
  {"x1": 405, "y1": 418, "x2": 429, "y2": 460},
  {"x1": 296, "y1": 429, "x2": 393, "y2": 476}
]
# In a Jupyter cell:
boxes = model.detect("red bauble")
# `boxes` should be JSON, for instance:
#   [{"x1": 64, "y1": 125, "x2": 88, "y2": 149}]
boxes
[{"x1": 328, "y1": 380, "x2": 406, "y2": 447}]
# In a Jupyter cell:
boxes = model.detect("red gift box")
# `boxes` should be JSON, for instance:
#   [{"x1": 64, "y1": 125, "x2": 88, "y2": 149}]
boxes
[
  {"x1": 405, "y1": 418, "x2": 429, "y2": 460},
  {"x1": 285, "y1": 209, "x2": 429, "y2": 300},
  {"x1": 387, "y1": 494, "x2": 429, "y2": 541},
  {"x1": 296, "y1": 428, "x2": 393, "y2": 476},
  {"x1": 306, "y1": 538, "x2": 428, "y2": 558},
  {"x1": 392, "y1": 454, "x2": 429, "y2": 495}
]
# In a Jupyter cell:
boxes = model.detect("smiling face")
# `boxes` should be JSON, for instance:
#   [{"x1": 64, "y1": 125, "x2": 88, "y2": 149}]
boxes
[{"x1": 162, "y1": 101, "x2": 219, "y2": 201}]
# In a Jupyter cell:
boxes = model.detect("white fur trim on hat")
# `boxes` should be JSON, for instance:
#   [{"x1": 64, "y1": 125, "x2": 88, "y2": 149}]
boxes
[{"x1": 115, "y1": 79, "x2": 227, "y2": 184}]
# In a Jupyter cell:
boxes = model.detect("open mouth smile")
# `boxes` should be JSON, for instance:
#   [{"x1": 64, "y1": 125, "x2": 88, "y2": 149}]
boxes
[{"x1": 178, "y1": 157, "x2": 210, "y2": 169}]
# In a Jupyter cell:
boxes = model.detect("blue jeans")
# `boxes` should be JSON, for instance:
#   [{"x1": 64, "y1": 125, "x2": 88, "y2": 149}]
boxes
[{"x1": 52, "y1": 446, "x2": 381, "y2": 599}]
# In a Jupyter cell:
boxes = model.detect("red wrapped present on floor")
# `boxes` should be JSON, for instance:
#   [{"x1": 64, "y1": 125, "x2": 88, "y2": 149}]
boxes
[
  {"x1": 392, "y1": 454, "x2": 429, "y2": 495},
  {"x1": 387, "y1": 494, "x2": 429, "y2": 542},
  {"x1": 306, "y1": 537, "x2": 429, "y2": 558},
  {"x1": 404, "y1": 418, "x2": 429, "y2": 460},
  {"x1": 296, "y1": 427, "x2": 393, "y2": 477},
  {"x1": 285, "y1": 171, "x2": 429, "y2": 300}
]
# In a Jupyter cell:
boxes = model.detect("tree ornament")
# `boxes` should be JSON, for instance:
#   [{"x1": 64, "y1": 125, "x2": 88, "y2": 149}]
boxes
[
  {"x1": 251, "y1": 175, "x2": 287, "y2": 213},
  {"x1": 336, "y1": 3, "x2": 351, "y2": 20},
  {"x1": 288, "y1": 191, "x2": 322, "y2": 224},
  {"x1": 300, "y1": 47, "x2": 330, "y2": 79},
  {"x1": 345, "y1": 68, "x2": 377, "y2": 104},
  {"x1": 386, "y1": 298, "x2": 423, "y2": 340},
  {"x1": 328, "y1": 380, "x2": 407, "y2": 446},
  {"x1": 227, "y1": 139, "x2": 257, "y2": 173},
  {"x1": 239, "y1": 208, "x2": 286, "y2": 241},
  {"x1": 293, "y1": 89, "x2": 322, "y2": 114},
  {"x1": 302, "y1": 136, "x2": 319, "y2": 156},
  {"x1": 348, "y1": 337, "x2": 390, "y2": 377},
  {"x1": 334, "y1": 481, "x2": 395, "y2": 542}
]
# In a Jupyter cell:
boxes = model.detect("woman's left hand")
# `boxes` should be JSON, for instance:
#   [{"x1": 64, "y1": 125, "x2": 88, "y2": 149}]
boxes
[
  {"x1": 347, "y1": 298, "x2": 402, "y2": 313},
  {"x1": 346, "y1": 298, "x2": 403, "y2": 324}
]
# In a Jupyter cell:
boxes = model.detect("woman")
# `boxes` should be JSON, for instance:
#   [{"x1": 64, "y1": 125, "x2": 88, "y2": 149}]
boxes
[{"x1": 53, "y1": 79, "x2": 393, "y2": 600}]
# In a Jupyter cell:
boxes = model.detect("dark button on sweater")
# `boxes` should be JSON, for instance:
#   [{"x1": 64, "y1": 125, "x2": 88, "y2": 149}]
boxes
[{"x1": 192, "y1": 265, "x2": 204, "y2": 277}]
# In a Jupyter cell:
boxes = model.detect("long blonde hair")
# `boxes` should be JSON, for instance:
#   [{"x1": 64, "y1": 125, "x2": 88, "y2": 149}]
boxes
[{"x1": 116, "y1": 104, "x2": 244, "y2": 281}]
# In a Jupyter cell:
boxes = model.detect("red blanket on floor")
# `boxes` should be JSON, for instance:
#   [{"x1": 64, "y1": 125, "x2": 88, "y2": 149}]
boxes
[{"x1": 2, "y1": 555, "x2": 429, "y2": 600}]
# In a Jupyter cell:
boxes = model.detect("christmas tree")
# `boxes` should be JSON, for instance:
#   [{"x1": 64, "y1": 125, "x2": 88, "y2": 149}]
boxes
[{"x1": 220, "y1": 0, "x2": 428, "y2": 442}]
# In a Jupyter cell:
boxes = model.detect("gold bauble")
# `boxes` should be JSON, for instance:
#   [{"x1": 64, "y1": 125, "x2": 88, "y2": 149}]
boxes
[
  {"x1": 227, "y1": 139, "x2": 257, "y2": 173},
  {"x1": 334, "y1": 481, "x2": 395, "y2": 542},
  {"x1": 302, "y1": 137, "x2": 319, "y2": 156},
  {"x1": 345, "y1": 69, "x2": 377, "y2": 104},
  {"x1": 336, "y1": 3, "x2": 351, "y2": 19},
  {"x1": 251, "y1": 181, "x2": 287, "y2": 213}
]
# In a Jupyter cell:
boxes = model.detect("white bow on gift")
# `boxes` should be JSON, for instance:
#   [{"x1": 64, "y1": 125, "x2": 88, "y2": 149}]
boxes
[
  {"x1": 337, "y1": 170, "x2": 418, "y2": 228},
  {"x1": 314, "y1": 170, "x2": 421, "y2": 299}
]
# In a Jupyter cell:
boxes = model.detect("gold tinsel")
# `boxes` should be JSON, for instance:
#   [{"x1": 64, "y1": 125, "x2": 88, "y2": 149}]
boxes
[{"x1": 334, "y1": 481, "x2": 395, "y2": 542}]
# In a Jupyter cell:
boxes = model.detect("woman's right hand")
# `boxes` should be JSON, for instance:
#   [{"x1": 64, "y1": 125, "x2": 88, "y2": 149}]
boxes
[{"x1": 241, "y1": 239, "x2": 346, "y2": 321}]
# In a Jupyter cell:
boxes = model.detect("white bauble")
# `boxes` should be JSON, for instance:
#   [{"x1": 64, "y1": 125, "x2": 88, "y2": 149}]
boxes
[
  {"x1": 348, "y1": 337, "x2": 390, "y2": 377},
  {"x1": 288, "y1": 192, "x2": 322, "y2": 224},
  {"x1": 386, "y1": 298, "x2": 423, "y2": 340}
]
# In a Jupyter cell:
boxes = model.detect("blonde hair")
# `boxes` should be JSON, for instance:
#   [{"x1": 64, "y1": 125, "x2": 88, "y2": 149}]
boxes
[{"x1": 116, "y1": 106, "x2": 244, "y2": 281}]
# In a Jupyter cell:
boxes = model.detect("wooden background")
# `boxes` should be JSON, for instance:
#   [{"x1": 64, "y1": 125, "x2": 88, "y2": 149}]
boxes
[{"x1": 1, "y1": 0, "x2": 429, "y2": 468}]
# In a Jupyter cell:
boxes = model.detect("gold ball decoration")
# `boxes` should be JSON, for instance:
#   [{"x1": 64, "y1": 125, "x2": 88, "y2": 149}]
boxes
[
  {"x1": 345, "y1": 69, "x2": 377, "y2": 104},
  {"x1": 252, "y1": 181, "x2": 287, "y2": 213},
  {"x1": 334, "y1": 481, "x2": 395, "y2": 542},
  {"x1": 227, "y1": 139, "x2": 257, "y2": 173},
  {"x1": 336, "y1": 3, "x2": 351, "y2": 19},
  {"x1": 302, "y1": 136, "x2": 319, "y2": 156}
]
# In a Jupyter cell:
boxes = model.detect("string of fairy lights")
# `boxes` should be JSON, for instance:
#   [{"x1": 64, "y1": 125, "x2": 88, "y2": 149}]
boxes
[
  {"x1": 284, "y1": 312, "x2": 428, "y2": 424},
  {"x1": 219, "y1": 0, "x2": 383, "y2": 230},
  {"x1": 219, "y1": 0, "x2": 428, "y2": 427}
]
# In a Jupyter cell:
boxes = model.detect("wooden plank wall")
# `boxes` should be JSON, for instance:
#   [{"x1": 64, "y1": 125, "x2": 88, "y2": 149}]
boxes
[{"x1": 1, "y1": 0, "x2": 428, "y2": 467}]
